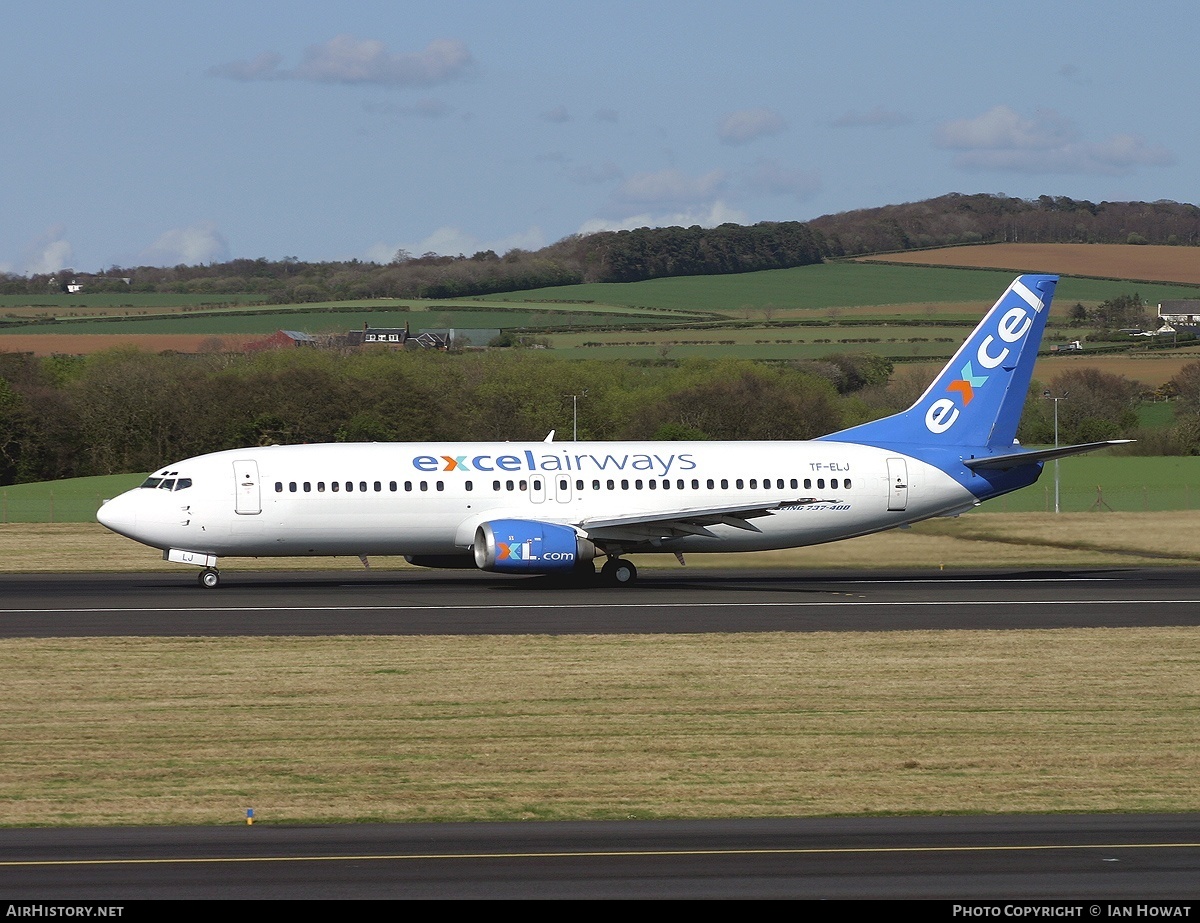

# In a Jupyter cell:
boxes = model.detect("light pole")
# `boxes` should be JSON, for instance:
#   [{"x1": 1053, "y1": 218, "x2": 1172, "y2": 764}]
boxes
[
  {"x1": 1042, "y1": 390, "x2": 1068, "y2": 513},
  {"x1": 571, "y1": 390, "x2": 588, "y2": 441}
]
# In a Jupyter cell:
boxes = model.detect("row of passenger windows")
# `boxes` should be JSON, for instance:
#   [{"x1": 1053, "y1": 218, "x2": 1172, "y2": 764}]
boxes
[
  {"x1": 273, "y1": 476, "x2": 850, "y2": 494},
  {"x1": 274, "y1": 480, "x2": 447, "y2": 493}
]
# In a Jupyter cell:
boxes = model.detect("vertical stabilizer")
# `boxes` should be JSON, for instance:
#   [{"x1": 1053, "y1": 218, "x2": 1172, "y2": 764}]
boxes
[{"x1": 823, "y1": 274, "x2": 1057, "y2": 450}]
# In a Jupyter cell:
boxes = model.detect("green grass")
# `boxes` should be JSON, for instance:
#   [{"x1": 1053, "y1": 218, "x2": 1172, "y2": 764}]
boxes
[
  {"x1": 483, "y1": 263, "x2": 1200, "y2": 315},
  {"x1": 0, "y1": 474, "x2": 145, "y2": 523}
]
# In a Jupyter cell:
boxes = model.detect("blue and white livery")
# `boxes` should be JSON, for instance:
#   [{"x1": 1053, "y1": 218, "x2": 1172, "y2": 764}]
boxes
[{"x1": 97, "y1": 275, "x2": 1126, "y2": 587}]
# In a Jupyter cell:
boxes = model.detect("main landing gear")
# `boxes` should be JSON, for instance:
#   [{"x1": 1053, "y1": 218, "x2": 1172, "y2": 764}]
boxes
[
  {"x1": 600, "y1": 557, "x2": 637, "y2": 586},
  {"x1": 198, "y1": 567, "x2": 220, "y2": 589}
]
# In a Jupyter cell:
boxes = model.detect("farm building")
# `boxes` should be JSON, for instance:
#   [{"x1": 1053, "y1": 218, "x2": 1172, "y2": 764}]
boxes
[{"x1": 245, "y1": 330, "x2": 317, "y2": 351}]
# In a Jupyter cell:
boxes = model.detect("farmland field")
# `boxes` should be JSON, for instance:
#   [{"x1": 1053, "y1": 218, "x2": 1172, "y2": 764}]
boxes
[{"x1": 860, "y1": 243, "x2": 1200, "y2": 285}]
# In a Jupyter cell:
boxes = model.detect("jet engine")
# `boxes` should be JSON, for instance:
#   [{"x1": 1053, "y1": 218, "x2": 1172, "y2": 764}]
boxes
[{"x1": 473, "y1": 520, "x2": 596, "y2": 573}]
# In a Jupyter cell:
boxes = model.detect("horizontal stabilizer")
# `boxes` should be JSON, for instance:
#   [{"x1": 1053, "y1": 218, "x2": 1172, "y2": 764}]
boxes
[{"x1": 963, "y1": 440, "x2": 1133, "y2": 471}]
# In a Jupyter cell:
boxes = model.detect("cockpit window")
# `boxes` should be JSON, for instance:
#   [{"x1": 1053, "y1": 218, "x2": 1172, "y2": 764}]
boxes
[
  {"x1": 176, "y1": 478, "x2": 192, "y2": 491},
  {"x1": 159, "y1": 479, "x2": 176, "y2": 491},
  {"x1": 140, "y1": 477, "x2": 163, "y2": 489}
]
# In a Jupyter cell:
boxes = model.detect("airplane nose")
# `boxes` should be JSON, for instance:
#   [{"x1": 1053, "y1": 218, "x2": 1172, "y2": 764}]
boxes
[{"x1": 96, "y1": 494, "x2": 135, "y2": 535}]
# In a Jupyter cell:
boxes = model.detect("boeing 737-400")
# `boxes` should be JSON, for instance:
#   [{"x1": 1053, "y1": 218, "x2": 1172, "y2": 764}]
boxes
[{"x1": 97, "y1": 274, "x2": 1125, "y2": 587}]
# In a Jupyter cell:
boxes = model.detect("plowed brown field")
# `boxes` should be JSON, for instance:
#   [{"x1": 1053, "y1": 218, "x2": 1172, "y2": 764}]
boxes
[
  {"x1": 0, "y1": 334, "x2": 257, "y2": 356},
  {"x1": 860, "y1": 243, "x2": 1200, "y2": 285}
]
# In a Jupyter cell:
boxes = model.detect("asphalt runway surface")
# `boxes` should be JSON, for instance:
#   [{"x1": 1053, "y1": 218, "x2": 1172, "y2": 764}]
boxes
[
  {"x1": 1, "y1": 565, "x2": 1200, "y2": 637},
  {"x1": 1, "y1": 814, "x2": 1198, "y2": 900},
  {"x1": 2, "y1": 566, "x2": 1197, "y2": 899}
]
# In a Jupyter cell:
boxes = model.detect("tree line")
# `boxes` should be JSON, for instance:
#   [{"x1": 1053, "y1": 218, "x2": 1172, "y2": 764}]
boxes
[
  {"x1": 1, "y1": 344, "x2": 1194, "y2": 486},
  {"x1": 6, "y1": 193, "x2": 1196, "y2": 307}
]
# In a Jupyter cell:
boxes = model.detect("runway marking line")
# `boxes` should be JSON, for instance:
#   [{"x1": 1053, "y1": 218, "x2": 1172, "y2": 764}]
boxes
[
  {"x1": 3, "y1": 599, "x2": 1200, "y2": 614},
  {"x1": 2, "y1": 841, "x2": 1199, "y2": 867}
]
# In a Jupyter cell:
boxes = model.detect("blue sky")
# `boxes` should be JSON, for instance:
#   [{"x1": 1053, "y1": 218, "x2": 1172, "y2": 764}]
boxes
[{"x1": 3, "y1": 1, "x2": 1194, "y2": 274}]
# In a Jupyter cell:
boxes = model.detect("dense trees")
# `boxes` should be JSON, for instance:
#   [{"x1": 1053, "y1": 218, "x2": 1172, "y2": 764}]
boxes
[
  {"x1": 0, "y1": 348, "x2": 877, "y2": 484},
  {"x1": 809, "y1": 193, "x2": 1200, "y2": 255}
]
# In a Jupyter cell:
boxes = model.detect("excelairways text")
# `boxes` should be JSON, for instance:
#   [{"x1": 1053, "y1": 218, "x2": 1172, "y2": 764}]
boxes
[{"x1": 413, "y1": 451, "x2": 698, "y2": 477}]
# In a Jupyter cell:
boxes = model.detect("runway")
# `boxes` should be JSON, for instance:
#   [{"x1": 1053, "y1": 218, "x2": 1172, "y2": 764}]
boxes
[
  {"x1": 2, "y1": 566, "x2": 1197, "y2": 899},
  {"x1": 1, "y1": 565, "x2": 1199, "y2": 637},
  {"x1": 1, "y1": 814, "x2": 1198, "y2": 900}
]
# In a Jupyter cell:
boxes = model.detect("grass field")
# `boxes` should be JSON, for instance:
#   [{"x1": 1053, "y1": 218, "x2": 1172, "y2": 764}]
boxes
[{"x1": 2, "y1": 627, "x2": 1195, "y2": 826}]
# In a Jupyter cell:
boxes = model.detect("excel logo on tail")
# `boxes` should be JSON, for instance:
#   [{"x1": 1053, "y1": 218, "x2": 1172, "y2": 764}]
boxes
[{"x1": 924, "y1": 280, "x2": 1042, "y2": 435}]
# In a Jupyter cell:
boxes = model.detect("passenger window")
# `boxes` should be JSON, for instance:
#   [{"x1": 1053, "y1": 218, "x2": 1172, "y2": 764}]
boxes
[
  {"x1": 332, "y1": 482, "x2": 340, "y2": 492},
  {"x1": 680, "y1": 480, "x2": 687, "y2": 490},
  {"x1": 845, "y1": 479, "x2": 852, "y2": 489},
  {"x1": 373, "y1": 481, "x2": 381, "y2": 492},
  {"x1": 359, "y1": 481, "x2": 367, "y2": 493},
  {"x1": 436, "y1": 481, "x2": 444, "y2": 491},
  {"x1": 648, "y1": 480, "x2": 656, "y2": 490},
  {"x1": 804, "y1": 479, "x2": 811, "y2": 490},
  {"x1": 318, "y1": 482, "x2": 325, "y2": 492},
  {"x1": 831, "y1": 479, "x2": 838, "y2": 489},
  {"x1": 509, "y1": 480, "x2": 517, "y2": 491},
  {"x1": 736, "y1": 479, "x2": 744, "y2": 489},
  {"x1": 661, "y1": 479, "x2": 669, "y2": 490},
  {"x1": 576, "y1": 479, "x2": 584, "y2": 491},
  {"x1": 493, "y1": 480, "x2": 501, "y2": 491},
  {"x1": 389, "y1": 481, "x2": 397, "y2": 491},
  {"x1": 593, "y1": 480, "x2": 601, "y2": 491},
  {"x1": 405, "y1": 481, "x2": 413, "y2": 492},
  {"x1": 274, "y1": 482, "x2": 283, "y2": 493},
  {"x1": 707, "y1": 479, "x2": 714, "y2": 489},
  {"x1": 790, "y1": 479, "x2": 798, "y2": 490},
  {"x1": 520, "y1": 480, "x2": 528, "y2": 491},
  {"x1": 818, "y1": 479, "x2": 825, "y2": 489},
  {"x1": 465, "y1": 481, "x2": 473, "y2": 492},
  {"x1": 532, "y1": 479, "x2": 542, "y2": 491},
  {"x1": 303, "y1": 482, "x2": 311, "y2": 492},
  {"x1": 607, "y1": 480, "x2": 615, "y2": 490},
  {"x1": 721, "y1": 479, "x2": 728, "y2": 489},
  {"x1": 635, "y1": 479, "x2": 643, "y2": 490},
  {"x1": 749, "y1": 479, "x2": 757, "y2": 489},
  {"x1": 289, "y1": 482, "x2": 297, "y2": 493},
  {"x1": 621, "y1": 479, "x2": 629, "y2": 490},
  {"x1": 345, "y1": 482, "x2": 353, "y2": 492},
  {"x1": 420, "y1": 481, "x2": 428, "y2": 491}
]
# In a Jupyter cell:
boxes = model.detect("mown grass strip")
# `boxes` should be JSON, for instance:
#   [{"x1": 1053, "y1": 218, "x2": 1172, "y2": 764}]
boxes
[{"x1": 0, "y1": 629, "x2": 1195, "y2": 826}]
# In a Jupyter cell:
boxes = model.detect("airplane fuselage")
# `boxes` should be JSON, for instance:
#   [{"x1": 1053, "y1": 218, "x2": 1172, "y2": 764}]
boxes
[{"x1": 98, "y1": 439, "x2": 1035, "y2": 561}]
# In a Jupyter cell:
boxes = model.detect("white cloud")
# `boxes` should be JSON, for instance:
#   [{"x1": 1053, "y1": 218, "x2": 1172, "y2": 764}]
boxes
[
  {"x1": 20, "y1": 226, "x2": 74, "y2": 275},
  {"x1": 540, "y1": 105, "x2": 570, "y2": 123},
  {"x1": 744, "y1": 159, "x2": 821, "y2": 202},
  {"x1": 615, "y1": 168, "x2": 727, "y2": 206},
  {"x1": 578, "y1": 201, "x2": 749, "y2": 235},
  {"x1": 363, "y1": 225, "x2": 546, "y2": 261},
  {"x1": 211, "y1": 36, "x2": 473, "y2": 88},
  {"x1": 717, "y1": 108, "x2": 786, "y2": 145},
  {"x1": 137, "y1": 223, "x2": 229, "y2": 267},
  {"x1": 934, "y1": 105, "x2": 1172, "y2": 175},
  {"x1": 830, "y1": 106, "x2": 908, "y2": 129}
]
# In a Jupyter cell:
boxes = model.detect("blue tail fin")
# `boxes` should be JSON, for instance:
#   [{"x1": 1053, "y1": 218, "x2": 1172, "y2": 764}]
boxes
[{"x1": 823, "y1": 274, "x2": 1057, "y2": 451}]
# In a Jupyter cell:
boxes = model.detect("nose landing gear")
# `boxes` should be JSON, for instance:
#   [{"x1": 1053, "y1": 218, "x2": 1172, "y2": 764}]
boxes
[{"x1": 198, "y1": 568, "x2": 220, "y2": 589}]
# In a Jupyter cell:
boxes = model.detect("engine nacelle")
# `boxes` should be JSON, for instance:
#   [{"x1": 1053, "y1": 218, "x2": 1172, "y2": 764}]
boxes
[{"x1": 473, "y1": 520, "x2": 596, "y2": 573}]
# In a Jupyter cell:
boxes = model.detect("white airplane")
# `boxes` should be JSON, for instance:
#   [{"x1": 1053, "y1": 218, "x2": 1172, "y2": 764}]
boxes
[{"x1": 97, "y1": 274, "x2": 1125, "y2": 588}]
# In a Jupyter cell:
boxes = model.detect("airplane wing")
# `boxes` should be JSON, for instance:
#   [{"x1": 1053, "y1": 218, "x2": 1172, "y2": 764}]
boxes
[
  {"x1": 577, "y1": 498, "x2": 831, "y2": 543},
  {"x1": 963, "y1": 439, "x2": 1133, "y2": 471}
]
